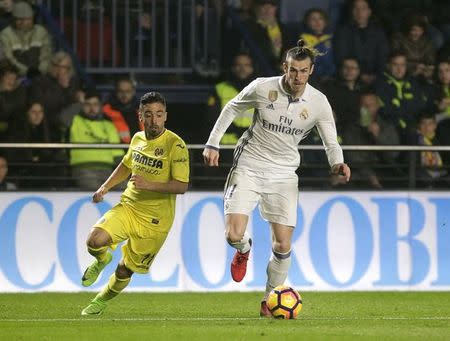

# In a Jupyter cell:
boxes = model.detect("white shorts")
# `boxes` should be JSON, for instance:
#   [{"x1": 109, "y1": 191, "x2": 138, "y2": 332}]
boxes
[{"x1": 223, "y1": 167, "x2": 299, "y2": 227}]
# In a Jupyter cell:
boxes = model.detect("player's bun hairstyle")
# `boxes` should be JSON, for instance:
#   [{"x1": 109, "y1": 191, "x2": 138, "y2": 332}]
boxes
[
  {"x1": 285, "y1": 39, "x2": 323, "y2": 65},
  {"x1": 140, "y1": 91, "x2": 166, "y2": 107}
]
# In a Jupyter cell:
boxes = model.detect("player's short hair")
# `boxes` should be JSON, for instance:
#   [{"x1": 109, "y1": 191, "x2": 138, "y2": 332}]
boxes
[
  {"x1": 140, "y1": 91, "x2": 166, "y2": 107},
  {"x1": 285, "y1": 39, "x2": 322, "y2": 65}
]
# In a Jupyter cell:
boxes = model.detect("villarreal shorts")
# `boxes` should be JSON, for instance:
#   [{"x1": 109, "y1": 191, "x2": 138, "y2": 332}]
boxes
[{"x1": 94, "y1": 203, "x2": 169, "y2": 274}]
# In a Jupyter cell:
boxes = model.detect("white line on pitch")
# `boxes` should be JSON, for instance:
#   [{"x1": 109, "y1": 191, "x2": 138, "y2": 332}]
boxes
[{"x1": 1, "y1": 317, "x2": 450, "y2": 322}]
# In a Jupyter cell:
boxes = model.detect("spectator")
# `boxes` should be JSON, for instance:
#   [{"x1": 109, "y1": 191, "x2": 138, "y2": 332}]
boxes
[
  {"x1": 391, "y1": 14, "x2": 436, "y2": 77},
  {"x1": 222, "y1": 1, "x2": 254, "y2": 68},
  {"x1": 0, "y1": 155, "x2": 17, "y2": 191},
  {"x1": 0, "y1": 60, "x2": 27, "y2": 141},
  {"x1": 434, "y1": 59, "x2": 450, "y2": 118},
  {"x1": 191, "y1": 0, "x2": 223, "y2": 78},
  {"x1": 247, "y1": 0, "x2": 289, "y2": 75},
  {"x1": 375, "y1": 52, "x2": 428, "y2": 143},
  {"x1": 359, "y1": 92, "x2": 400, "y2": 164},
  {"x1": 205, "y1": 52, "x2": 255, "y2": 145},
  {"x1": 334, "y1": 0, "x2": 389, "y2": 85},
  {"x1": 103, "y1": 78, "x2": 141, "y2": 143},
  {"x1": 30, "y1": 51, "x2": 81, "y2": 141},
  {"x1": 0, "y1": 0, "x2": 13, "y2": 31},
  {"x1": 279, "y1": 0, "x2": 346, "y2": 31},
  {"x1": 298, "y1": 8, "x2": 335, "y2": 82},
  {"x1": 373, "y1": 1, "x2": 445, "y2": 50},
  {"x1": 320, "y1": 57, "x2": 363, "y2": 126},
  {"x1": 0, "y1": 1, "x2": 52, "y2": 77},
  {"x1": 7, "y1": 101, "x2": 66, "y2": 189},
  {"x1": 69, "y1": 89, "x2": 124, "y2": 190},
  {"x1": 435, "y1": 59, "x2": 450, "y2": 164},
  {"x1": 415, "y1": 113, "x2": 449, "y2": 188}
]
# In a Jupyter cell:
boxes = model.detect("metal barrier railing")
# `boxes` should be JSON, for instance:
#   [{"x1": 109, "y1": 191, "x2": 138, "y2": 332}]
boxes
[
  {"x1": 37, "y1": 0, "x2": 222, "y2": 74},
  {"x1": 1, "y1": 144, "x2": 449, "y2": 191}
]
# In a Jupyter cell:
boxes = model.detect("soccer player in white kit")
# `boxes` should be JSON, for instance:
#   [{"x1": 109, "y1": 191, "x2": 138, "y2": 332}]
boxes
[{"x1": 203, "y1": 40, "x2": 351, "y2": 317}]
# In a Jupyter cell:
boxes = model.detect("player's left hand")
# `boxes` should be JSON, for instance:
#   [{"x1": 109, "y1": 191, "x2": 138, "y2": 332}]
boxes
[
  {"x1": 130, "y1": 174, "x2": 151, "y2": 190},
  {"x1": 331, "y1": 163, "x2": 351, "y2": 182}
]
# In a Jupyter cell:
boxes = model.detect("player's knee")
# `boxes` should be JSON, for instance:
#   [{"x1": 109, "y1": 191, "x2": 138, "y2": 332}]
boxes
[
  {"x1": 225, "y1": 228, "x2": 244, "y2": 243},
  {"x1": 86, "y1": 229, "x2": 110, "y2": 249},
  {"x1": 116, "y1": 264, "x2": 133, "y2": 279},
  {"x1": 273, "y1": 240, "x2": 291, "y2": 254}
]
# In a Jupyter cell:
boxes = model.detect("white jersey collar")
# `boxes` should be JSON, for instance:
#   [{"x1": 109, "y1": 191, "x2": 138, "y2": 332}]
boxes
[{"x1": 278, "y1": 75, "x2": 311, "y2": 103}]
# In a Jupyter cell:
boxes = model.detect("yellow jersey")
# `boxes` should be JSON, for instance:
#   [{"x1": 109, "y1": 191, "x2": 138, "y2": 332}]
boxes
[{"x1": 120, "y1": 129, "x2": 189, "y2": 232}]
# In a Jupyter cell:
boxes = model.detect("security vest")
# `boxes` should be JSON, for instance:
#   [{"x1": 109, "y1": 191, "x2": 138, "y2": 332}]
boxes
[
  {"x1": 69, "y1": 113, "x2": 124, "y2": 166},
  {"x1": 103, "y1": 103, "x2": 131, "y2": 143},
  {"x1": 215, "y1": 81, "x2": 253, "y2": 145}
]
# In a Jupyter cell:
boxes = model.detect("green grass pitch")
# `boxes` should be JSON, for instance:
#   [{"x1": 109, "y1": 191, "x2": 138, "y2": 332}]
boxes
[{"x1": 1, "y1": 292, "x2": 450, "y2": 340}]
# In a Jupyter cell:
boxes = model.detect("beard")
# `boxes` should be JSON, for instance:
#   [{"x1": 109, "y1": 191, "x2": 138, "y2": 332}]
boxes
[{"x1": 145, "y1": 125, "x2": 163, "y2": 139}]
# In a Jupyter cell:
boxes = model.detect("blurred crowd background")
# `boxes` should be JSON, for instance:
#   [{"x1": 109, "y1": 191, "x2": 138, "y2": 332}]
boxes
[{"x1": 0, "y1": 0, "x2": 450, "y2": 191}]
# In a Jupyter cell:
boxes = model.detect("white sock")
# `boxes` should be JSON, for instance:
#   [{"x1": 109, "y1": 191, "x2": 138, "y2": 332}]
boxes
[
  {"x1": 227, "y1": 230, "x2": 252, "y2": 253},
  {"x1": 264, "y1": 249, "x2": 291, "y2": 300}
]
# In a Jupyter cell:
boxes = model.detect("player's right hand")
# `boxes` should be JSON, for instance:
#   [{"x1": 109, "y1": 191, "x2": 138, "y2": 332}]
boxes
[
  {"x1": 203, "y1": 147, "x2": 219, "y2": 167},
  {"x1": 92, "y1": 185, "x2": 108, "y2": 203}
]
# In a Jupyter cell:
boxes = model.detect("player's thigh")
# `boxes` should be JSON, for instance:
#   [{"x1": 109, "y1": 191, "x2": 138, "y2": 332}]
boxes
[
  {"x1": 93, "y1": 203, "x2": 131, "y2": 247},
  {"x1": 224, "y1": 167, "x2": 260, "y2": 217},
  {"x1": 121, "y1": 224, "x2": 169, "y2": 274},
  {"x1": 259, "y1": 181, "x2": 298, "y2": 227}
]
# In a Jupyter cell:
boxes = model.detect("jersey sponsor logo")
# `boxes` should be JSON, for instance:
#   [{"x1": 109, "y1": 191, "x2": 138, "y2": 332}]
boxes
[
  {"x1": 265, "y1": 103, "x2": 275, "y2": 110},
  {"x1": 268, "y1": 90, "x2": 278, "y2": 102},
  {"x1": 155, "y1": 148, "x2": 164, "y2": 156},
  {"x1": 262, "y1": 119, "x2": 304, "y2": 135},
  {"x1": 132, "y1": 151, "x2": 163, "y2": 169},
  {"x1": 133, "y1": 164, "x2": 161, "y2": 175},
  {"x1": 299, "y1": 108, "x2": 309, "y2": 120}
]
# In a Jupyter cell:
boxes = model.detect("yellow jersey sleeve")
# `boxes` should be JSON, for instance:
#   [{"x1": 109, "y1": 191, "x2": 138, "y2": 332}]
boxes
[{"x1": 170, "y1": 139, "x2": 190, "y2": 183}]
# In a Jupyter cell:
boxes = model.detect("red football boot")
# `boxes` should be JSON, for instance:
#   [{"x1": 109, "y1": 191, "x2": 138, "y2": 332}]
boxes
[
  {"x1": 259, "y1": 301, "x2": 272, "y2": 318},
  {"x1": 230, "y1": 249, "x2": 250, "y2": 282}
]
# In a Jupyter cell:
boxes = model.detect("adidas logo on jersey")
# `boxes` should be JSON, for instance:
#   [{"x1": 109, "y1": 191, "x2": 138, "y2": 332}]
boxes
[{"x1": 265, "y1": 103, "x2": 275, "y2": 110}]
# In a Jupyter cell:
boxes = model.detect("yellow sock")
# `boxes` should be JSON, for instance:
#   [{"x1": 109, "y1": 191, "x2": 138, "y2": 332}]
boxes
[
  {"x1": 96, "y1": 273, "x2": 131, "y2": 302},
  {"x1": 87, "y1": 246, "x2": 109, "y2": 263}
]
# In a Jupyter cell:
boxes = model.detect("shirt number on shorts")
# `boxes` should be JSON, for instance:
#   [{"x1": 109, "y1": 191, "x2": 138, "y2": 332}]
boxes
[{"x1": 142, "y1": 253, "x2": 155, "y2": 266}]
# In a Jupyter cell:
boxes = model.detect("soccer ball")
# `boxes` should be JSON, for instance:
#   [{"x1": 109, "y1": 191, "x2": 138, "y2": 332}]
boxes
[{"x1": 266, "y1": 285, "x2": 302, "y2": 319}]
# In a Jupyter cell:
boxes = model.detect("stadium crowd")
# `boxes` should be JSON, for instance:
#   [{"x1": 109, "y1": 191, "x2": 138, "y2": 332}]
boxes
[{"x1": 0, "y1": 0, "x2": 450, "y2": 190}]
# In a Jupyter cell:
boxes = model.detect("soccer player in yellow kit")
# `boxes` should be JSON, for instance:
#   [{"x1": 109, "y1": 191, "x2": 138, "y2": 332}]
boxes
[{"x1": 81, "y1": 91, "x2": 189, "y2": 315}]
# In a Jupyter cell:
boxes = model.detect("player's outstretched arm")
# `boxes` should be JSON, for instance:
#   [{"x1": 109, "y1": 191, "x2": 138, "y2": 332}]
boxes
[
  {"x1": 202, "y1": 146, "x2": 220, "y2": 167},
  {"x1": 130, "y1": 175, "x2": 188, "y2": 194},
  {"x1": 92, "y1": 162, "x2": 131, "y2": 203},
  {"x1": 331, "y1": 163, "x2": 351, "y2": 182}
]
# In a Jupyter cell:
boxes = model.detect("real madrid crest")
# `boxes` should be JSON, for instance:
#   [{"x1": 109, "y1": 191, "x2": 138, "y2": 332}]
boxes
[
  {"x1": 268, "y1": 90, "x2": 278, "y2": 102},
  {"x1": 299, "y1": 108, "x2": 309, "y2": 120}
]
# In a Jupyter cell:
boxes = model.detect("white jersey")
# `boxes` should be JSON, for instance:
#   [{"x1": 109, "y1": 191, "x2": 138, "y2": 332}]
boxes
[{"x1": 206, "y1": 76, "x2": 344, "y2": 173}]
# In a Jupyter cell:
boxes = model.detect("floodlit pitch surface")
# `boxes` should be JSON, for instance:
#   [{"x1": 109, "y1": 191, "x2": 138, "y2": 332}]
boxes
[{"x1": 1, "y1": 292, "x2": 450, "y2": 340}]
